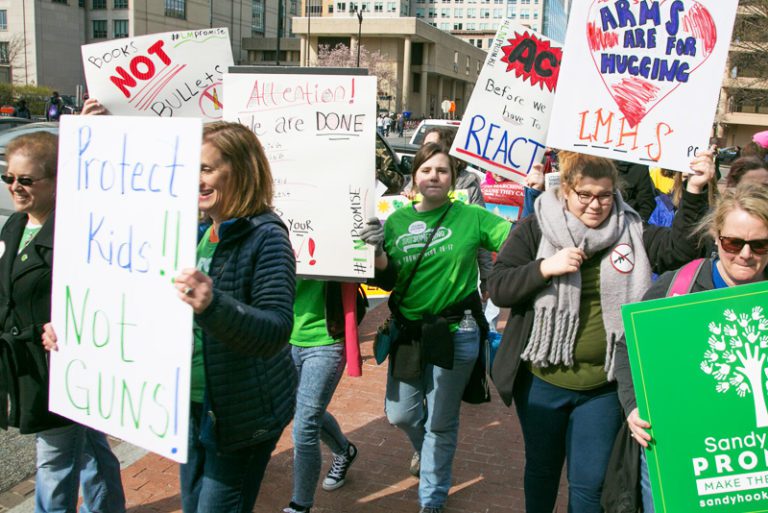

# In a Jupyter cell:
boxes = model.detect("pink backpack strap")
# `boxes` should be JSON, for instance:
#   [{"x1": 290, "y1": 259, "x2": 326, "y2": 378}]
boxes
[{"x1": 666, "y1": 258, "x2": 706, "y2": 297}]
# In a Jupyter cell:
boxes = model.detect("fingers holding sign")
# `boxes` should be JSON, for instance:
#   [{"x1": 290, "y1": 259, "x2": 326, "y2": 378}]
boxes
[
  {"x1": 174, "y1": 268, "x2": 214, "y2": 314},
  {"x1": 686, "y1": 149, "x2": 716, "y2": 194}
]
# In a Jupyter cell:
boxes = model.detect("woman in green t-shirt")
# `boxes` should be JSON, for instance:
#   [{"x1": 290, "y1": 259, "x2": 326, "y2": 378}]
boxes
[{"x1": 361, "y1": 143, "x2": 512, "y2": 513}]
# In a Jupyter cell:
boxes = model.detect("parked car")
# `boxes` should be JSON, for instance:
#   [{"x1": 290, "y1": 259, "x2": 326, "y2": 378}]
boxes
[
  {"x1": 718, "y1": 146, "x2": 741, "y2": 165},
  {"x1": 0, "y1": 117, "x2": 35, "y2": 132},
  {"x1": 408, "y1": 119, "x2": 462, "y2": 146},
  {"x1": 0, "y1": 123, "x2": 60, "y2": 226},
  {"x1": 376, "y1": 131, "x2": 409, "y2": 193}
]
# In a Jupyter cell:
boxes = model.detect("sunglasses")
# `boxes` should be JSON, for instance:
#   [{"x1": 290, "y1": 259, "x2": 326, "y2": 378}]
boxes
[
  {"x1": 719, "y1": 236, "x2": 768, "y2": 256},
  {"x1": 0, "y1": 175, "x2": 49, "y2": 187}
]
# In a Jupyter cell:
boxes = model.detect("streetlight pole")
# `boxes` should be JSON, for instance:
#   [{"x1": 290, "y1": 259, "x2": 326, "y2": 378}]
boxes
[{"x1": 355, "y1": 6, "x2": 363, "y2": 67}]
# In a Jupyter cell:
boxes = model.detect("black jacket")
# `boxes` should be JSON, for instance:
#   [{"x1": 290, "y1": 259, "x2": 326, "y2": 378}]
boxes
[
  {"x1": 487, "y1": 190, "x2": 709, "y2": 406},
  {"x1": 0, "y1": 212, "x2": 70, "y2": 433},
  {"x1": 194, "y1": 211, "x2": 297, "y2": 451},
  {"x1": 615, "y1": 161, "x2": 656, "y2": 222}
]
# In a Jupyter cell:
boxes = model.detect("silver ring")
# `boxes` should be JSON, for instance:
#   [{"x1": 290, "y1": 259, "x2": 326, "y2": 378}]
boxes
[{"x1": 183, "y1": 286, "x2": 194, "y2": 296}]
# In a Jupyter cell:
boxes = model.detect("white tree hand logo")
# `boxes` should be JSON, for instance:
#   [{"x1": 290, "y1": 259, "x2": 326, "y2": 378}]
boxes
[{"x1": 701, "y1": 307, "x2": 768, "y2": 427}]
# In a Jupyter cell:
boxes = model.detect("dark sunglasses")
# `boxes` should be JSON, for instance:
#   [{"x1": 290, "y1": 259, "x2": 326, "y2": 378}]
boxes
[
  {"x1": 719, "y1": 236, "x2": 768, "y2": 255},
  {"x1": 0, "y1": 174, "x2": 49, "y2": 187}
]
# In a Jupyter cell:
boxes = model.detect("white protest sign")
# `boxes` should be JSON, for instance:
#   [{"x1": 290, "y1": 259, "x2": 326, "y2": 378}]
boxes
[
  {"x1": 49, "y1": 116, "x2": 201, "y2": 463},
  {"x1": 451, "y1": 20, "x2": 561, "y2": 183},
  {"x1": 82, "y1": 28, "x2": 233, "y2": 120},
  {"x1": 547, "y1": 0, "x2": 737, "y2": 172},
  {"x1": 224, "y1": 72, "x2": 377, "y2": 279}
]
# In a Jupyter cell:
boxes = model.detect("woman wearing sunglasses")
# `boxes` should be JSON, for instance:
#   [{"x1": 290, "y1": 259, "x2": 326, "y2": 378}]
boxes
[
  {"x1": 0, "y1": 132, "x2": 126, "y2": 512},
  {"x1": 487, "y1": 151, "x2": 714, "y2": 513},
  {"x1": 615, "y1": 183, "x2": 768, "y2": 513}
]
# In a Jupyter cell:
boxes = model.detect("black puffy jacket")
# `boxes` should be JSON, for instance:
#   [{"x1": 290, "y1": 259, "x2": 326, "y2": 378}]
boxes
[{"x1": 194, "y1": 211, "x2": 297, "y2": 451}]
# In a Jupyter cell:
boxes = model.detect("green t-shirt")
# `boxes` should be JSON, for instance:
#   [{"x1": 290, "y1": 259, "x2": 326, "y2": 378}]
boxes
[
  {"x1": 384, "y1": 200, "x2": 511, "y2": 321},
  {"x1": 18, "y1": 223, "x2": 42, "y2": 254},
  {"x1": 290, "y1": 279, "x2": 338, "y2": 347},
  {"x1": 191, "y1": 226, "x2": 219, "y2": 404},
  {"x1": 532, "y1": 254, "x2": 609, "y2": 390}
]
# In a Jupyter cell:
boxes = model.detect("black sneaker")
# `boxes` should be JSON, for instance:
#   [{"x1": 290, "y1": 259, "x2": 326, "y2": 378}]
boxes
[
  {"x1": 419, "y1": 507, "x2": 443, "y2": 513},
  {"x1": 322, "y1": 442, "x2": 358, "y2": 491}
]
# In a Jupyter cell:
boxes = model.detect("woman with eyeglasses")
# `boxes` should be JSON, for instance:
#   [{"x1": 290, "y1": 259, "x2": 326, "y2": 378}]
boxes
[
  {"x1": 615, "y1": 183, "x2": 768, "y2": 513},
  {"x1": 487, "y1": 151, "x2": 714, "y2": 513},
  {"x1": 0, "y1": 132, "x2": 126, "y2": 513}
]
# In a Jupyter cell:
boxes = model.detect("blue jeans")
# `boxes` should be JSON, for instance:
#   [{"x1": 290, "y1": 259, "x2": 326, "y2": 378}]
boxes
[
  {"x1": 513, "y1": 369, "x2": 622, "y2": 513},
  {"x1": 180, "y1": 402, "x2": 279, "y2": 513},
  {"x1": 385, "y1": 328, "x2": 479, "y2": 509},
  {"x1": 640, "y1": 451, "x2": 654, "y2": 513},
  {"x1": 291, "y1": 343, "x2": 349, "y2": 508},
  {"x1": 35, "y1": 424, "x2": 126, "y2": 513}
]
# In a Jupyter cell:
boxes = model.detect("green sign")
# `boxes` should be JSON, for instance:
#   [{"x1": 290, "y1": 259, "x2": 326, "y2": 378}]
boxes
[{"x1": 623, "y1": 280, "x2": 768, "y2": 513}]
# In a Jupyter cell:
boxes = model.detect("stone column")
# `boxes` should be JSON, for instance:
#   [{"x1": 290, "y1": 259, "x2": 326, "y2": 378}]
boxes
[{"x1": 402, "y1": 36, "x2": 412, "y2": 114}]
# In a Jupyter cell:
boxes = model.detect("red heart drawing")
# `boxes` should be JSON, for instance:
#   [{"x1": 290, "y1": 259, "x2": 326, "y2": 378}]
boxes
[{"x1": 586, "y1": 0, "x2": 717, "y2": 128}]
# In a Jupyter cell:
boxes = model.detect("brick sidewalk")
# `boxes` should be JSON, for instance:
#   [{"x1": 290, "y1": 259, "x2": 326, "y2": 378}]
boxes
[{"x1": 99, "y1": 304, "x2": 567, "y2": 513}]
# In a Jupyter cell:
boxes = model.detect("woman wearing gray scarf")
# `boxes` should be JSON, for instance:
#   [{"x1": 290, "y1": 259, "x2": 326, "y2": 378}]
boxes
[{"x1": 487, "y1": 151, "x2": 715, "y2": 513}]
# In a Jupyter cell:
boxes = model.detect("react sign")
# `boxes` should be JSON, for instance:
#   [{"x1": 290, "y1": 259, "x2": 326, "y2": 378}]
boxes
[
  {"x1": 49, "y1": 116, "x2": 201, "y2": 463},
  {"x1": 451, "y1": 20, "x2": 561, "y2": 183},
  {"x1": 547, "y1": 0, "x2": 738, "y2": 172}
]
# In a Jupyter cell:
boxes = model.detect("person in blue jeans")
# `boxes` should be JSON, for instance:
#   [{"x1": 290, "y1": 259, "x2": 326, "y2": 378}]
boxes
[
  {"x1": 488, "y1": 151, "x2": 714, "y2": 513},
  {"x1": 173, "y1": 122, "x2": 297, "y2": 513},
  {"x1": 283, "y1": 280, "x2": 365, "y2": 513},
  {"x1": 3, "y1": 132, "x2": 125, "y2": 513},
  {"x1": 362, "y1": 143, "x2": 513, "y2": 513},
  {"x1": 615, "y1": 184, "x2": 768, "y2": 513}
]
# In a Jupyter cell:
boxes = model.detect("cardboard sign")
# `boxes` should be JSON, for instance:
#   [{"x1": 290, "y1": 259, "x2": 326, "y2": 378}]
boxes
[
  {"x1": 547, "y1": 1, "x2": 737, "y2": 172},
  {"x1": 224, "y1": 72, "x2": 377, "y2": 279},
  {"x1": 49, "y1": 116, "x2": 201, "y2": 463},
  {"x1": 623, "y1": 280, "x2": 768, "y2": 512},
  {"x1": 481, "y1": 179, "x2": 525, "y2": 221},
  {"x1": 82, "y1": 28, "x2": 233, "y2": 120},
  {"x1": 451, "y1": 20, "x2": 561, "y2": 183},
  {"x1": 375, "y1": 190, "x2": 470, "y2": 221}
]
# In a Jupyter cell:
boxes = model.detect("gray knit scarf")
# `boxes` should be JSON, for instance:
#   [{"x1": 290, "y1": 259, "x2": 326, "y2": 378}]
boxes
[{"x1": 523, "y1": 188, "x2": 652, "y2": 379}]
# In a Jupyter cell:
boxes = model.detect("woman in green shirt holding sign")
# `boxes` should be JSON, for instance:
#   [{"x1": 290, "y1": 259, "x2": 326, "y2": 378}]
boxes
[{"x1": 361, "y1": 142, "x2": 512, "y2": 513}]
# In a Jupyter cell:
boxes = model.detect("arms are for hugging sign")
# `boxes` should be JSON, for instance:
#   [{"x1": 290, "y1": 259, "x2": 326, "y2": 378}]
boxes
[
  {"x1": 623, "y1": 281, "x2": 768, "y2": 512},
  {"x1": 48, "y1": 116, "x2": 201, "y2": 463}
]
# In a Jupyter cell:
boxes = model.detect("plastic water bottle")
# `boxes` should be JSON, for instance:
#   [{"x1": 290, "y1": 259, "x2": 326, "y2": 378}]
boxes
[{"x1": 458, "y1": 310, "x2": 477, "y2": 332}]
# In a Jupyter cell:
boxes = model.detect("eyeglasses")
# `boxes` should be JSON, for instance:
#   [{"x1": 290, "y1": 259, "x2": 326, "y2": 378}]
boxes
[
  {"x1": 719, "y1": 236, "x2": 768, "y2": 256},
  {"x1": 1, "y1": 174, "x2": 50, "y2": 187},
  {"x1": 573, "y1": 189, "x2": 614, "y2": 206}
]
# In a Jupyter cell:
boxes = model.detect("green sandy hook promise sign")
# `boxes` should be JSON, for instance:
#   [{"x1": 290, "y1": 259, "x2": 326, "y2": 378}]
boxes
[{"x1": 623, "y1": 280, "x2": 768, "y2": 513}]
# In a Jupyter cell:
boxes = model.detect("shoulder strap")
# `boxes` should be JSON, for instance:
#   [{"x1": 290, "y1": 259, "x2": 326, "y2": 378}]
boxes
[
  {"x1": 396, "y1": 201, "x2": 454, "y2": 303},
  {"x1": 666, "y1": 258, "x2": 705, "y2": 297}
]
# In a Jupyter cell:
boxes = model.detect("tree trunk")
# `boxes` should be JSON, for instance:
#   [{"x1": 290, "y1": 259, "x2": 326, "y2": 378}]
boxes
[{"x1": 747, "y1": 374, "x2": 768, "y2": 427}]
